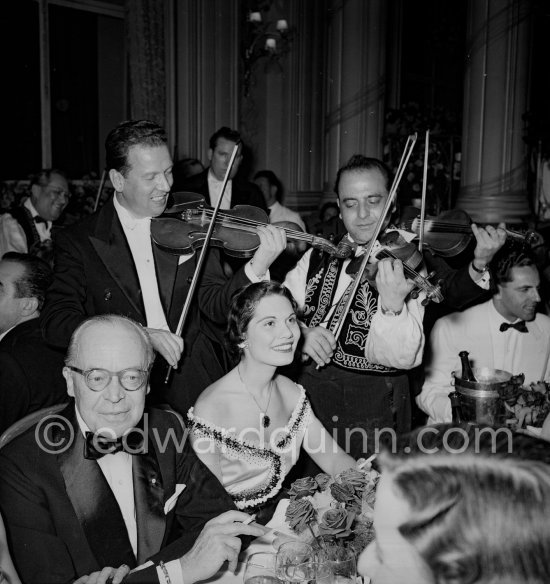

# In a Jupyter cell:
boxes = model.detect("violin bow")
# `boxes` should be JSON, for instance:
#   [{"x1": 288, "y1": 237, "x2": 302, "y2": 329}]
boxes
[
  {"x1": 418, "y1": 129, "x2": 429, "y2": 253},
  {"x1": 329, "y1": 133, "x2": 418, "y2": 346},
  {"x1": 164, "y1": 142, "x2": 241, "y2": 384},
  {"x1": 93, "y1": 169, "x2": 107, "y2": 212}
]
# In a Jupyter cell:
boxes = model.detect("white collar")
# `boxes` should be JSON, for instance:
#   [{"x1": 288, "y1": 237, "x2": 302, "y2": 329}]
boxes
[
  {"x1": 24, "y1": 198, "x2": 52, "y2": 226},
  {"x1": 113, "y1": 193, "x2": 150, "y2": 231}
]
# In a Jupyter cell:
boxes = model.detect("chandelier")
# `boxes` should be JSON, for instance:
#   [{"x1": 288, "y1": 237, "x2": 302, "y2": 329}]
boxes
[{"x1": 242, "y1": 1, "x2": 295, "y2": 97}]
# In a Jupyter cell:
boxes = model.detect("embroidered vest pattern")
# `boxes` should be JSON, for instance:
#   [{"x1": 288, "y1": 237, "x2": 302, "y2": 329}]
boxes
[{"x1": 303, "y1": 250, "x2": 397, "y2": 373}]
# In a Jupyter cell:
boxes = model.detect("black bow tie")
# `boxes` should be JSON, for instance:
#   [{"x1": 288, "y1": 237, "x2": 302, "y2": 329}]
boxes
[
  {"x1": 499, "y1": 321, "x2": 528, "y2": 333},
  {"x1": 33, "y1": 215, "x2": 48, "y2": 225},
  {"x1": 84, "y1": 430, "x2": 145, "y2": 460}
]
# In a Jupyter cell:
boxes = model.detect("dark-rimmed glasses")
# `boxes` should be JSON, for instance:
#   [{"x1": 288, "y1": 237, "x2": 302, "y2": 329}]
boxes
[{"x1": 67, "y1": 366, "x2": 149, "y2": 392}]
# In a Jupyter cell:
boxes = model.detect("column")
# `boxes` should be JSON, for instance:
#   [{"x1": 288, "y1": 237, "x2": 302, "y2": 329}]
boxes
[{"x1": 457, "y1": 0, "x2": 532, "y2": 223}]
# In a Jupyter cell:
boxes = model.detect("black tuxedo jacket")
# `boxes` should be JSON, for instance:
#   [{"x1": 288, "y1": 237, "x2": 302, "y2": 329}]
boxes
[
  {"x1": 0, "y1": 405, "x2": 235, "y2": 584},
  {"x1": 0, "y1": 318, "x2": 67, "y2": 434},
  {"x1": 180, "y1": 169, "x2": 267, "y2": 213},
  {"x1": 40, "y1": 197, "x2": 195, "y2": 349}
]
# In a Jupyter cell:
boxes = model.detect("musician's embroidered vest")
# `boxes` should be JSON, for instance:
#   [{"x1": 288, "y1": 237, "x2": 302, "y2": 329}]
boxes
[{"x1": 302, "y1": 244, "x2": 397, "y2": 373}]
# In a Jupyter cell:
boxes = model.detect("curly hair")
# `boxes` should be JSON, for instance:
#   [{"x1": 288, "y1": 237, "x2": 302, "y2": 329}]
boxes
[
  {"x1": 226, "y1": 281, "x2": 299, "y2": 360},
  {"x1": 379, "y1": 425, "x2": 550, "y2": 584}
]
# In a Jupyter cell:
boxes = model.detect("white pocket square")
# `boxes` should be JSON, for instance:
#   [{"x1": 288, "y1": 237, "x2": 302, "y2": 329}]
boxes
[{"x1": 164, "y1": 484, "x2": 186, "y2": 514}]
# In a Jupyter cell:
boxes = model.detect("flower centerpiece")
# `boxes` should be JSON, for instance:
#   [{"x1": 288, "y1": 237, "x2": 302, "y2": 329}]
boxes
[{"x1": 284, "y1": 460, "x2": 380, "y2": 555}]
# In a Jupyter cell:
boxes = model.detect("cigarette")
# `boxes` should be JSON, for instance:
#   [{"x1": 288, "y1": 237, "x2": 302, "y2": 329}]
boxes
[
  {"x1": 242, "y1": 514, "x2": 257, "y2": 525},
  {"x1": 357, "y1": 453, "x2": 377, "y2": 470}
]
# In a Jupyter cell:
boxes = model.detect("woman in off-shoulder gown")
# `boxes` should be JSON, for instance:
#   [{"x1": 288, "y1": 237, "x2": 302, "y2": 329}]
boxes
[{"x1": 187, "y1": 281, "x2": 356, "y2": 513}]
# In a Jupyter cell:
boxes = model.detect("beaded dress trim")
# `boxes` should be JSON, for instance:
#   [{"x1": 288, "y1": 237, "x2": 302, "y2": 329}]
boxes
[{"x1": 187, "y1": 385, "x2": 311, "y2": 509}]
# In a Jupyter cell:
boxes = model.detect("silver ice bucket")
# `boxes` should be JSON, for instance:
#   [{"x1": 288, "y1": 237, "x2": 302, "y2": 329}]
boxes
[{"x1": 451, "y1": 367, "x2": 512, "y2": 425}]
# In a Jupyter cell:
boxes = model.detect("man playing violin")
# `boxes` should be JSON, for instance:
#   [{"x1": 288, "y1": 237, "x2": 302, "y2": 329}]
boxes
[
  {"x1": 283, "y1": 155, "x2": 506, "y2": 460},
  {"x1": 40, "y1": 120, "x2": 286, "y2": 414}
]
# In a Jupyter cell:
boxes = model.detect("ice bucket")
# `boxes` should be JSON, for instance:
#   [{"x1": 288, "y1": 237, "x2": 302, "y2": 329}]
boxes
[{"x1": 451, "y1": 367, "x2": 512, "y2": 425}]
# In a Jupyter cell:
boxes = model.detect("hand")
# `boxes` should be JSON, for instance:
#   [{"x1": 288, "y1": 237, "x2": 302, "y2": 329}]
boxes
[
  {"x1": 179, "y1": 510, "x2": 268, "y2": 584},
  {"x1": 145, "y1": 328, "x2": 184, "y2": 368},
  {"x1": 375, "y1": 258, "x2": 415, "y2": 312},
  {"x1": 471, "y1": 222, "x2": 507, "y2": 267},
  {"x1": 73, "y1": 565, "x2": 130, "y2": 584},
  {"x1": 250, "y1": 224, "x2": 287, "y2": 277},
  {"x1": 301, "y1": 326, "x2": 337, "y2": 367}
]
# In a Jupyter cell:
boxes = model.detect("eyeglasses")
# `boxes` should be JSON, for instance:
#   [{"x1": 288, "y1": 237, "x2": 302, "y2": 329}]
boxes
[{"x1": 67, "y1": 366, "x2": 149, "y2": 392}]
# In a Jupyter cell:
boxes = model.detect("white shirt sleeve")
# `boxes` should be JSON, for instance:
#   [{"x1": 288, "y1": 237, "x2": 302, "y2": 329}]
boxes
[
  {"x1": 283, "y1": 249, "x2": 313, "y2": 309},
  {"x1": 416, "y1": 317, "x2": 455, "y2": 423},
  {"x1": 0, "y1": 213, "x2": 28, "y2": 256},
  {"x1": 365, "y1": 293, "x2": 425, "y2": 370},
  {"x1": 244, "y1": 260, "x2": 270, "y2": 283}
]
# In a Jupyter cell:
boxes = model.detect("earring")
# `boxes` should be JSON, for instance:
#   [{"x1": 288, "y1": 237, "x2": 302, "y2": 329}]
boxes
[{"x1": 238, "y1": 341, "x2": 248, "y2": 349}]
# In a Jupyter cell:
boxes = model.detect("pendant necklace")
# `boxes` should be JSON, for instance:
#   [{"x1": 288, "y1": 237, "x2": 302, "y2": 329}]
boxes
[{"x1": 237, "y1": 365, "x2": 274, "y2": 428}]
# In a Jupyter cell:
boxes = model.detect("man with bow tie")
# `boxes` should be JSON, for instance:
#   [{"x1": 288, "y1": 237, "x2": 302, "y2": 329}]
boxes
[
  {"x1": 0, "y1": 169, "x2": 70, "y2": 265},
  {"x1": 418, "y1": 244, "x2": 550, "y2": 423},
  {"x1": 0, "y1": 314, "x2": 265, "y2": 584}
]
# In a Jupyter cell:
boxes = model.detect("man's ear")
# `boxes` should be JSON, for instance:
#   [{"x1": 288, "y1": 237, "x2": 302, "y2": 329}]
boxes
[
  {"x1": 19, "y1": 296, "x2": 39, "y2": 317},
  {"x1": 146, "y1": 383, "x2": 151, "y2": 396},
  {"x1": 207, "y1": 148, "x2": 213, "y2": 163},
  {"x1": 63, "y1": 367, "x2": 75, "y2": 397},
  {"x1": 109, "y1": 169, "x2": 124, "y2": 193}
]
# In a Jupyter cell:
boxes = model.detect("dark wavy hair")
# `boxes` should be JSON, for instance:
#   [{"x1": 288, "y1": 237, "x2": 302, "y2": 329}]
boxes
[
  {"x1": 334, "y1": 155, "x2": 392, "y2": 198},
  {"x1": 226, "y1": 281, "x2": 298, "y2": 360},
  {"x1": 490, "y1": 241, "x2": 536, "y2": 286},
  {"x1": 376, "y1": 424, "x2": 550, "y2": 584},
  {"x1": 105, "y1": 120, "x2": 168, "y2": 176},
  {"x1": 209, "y1": 126, "x2": 242, "y2": 151}
]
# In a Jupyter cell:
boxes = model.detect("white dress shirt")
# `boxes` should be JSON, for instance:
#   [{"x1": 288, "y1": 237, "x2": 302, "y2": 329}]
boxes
[
  {"x1": 207, "y1": 171, "x2": 233, "y2": 209},
  {"x1": 113, "y1": 195, "x2": 170, "y2": 331},
  {"x1": 75, "y1": 409, "x2": 183, "y2": 584}
]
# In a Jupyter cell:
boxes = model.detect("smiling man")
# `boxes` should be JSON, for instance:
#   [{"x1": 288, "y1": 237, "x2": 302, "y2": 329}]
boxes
[
  {"x1": 0, "y1": 168, "x2": 70, "y2": 264},
  {"x1": 418, "y1": 244, "x2": 550, "y2": 423}
]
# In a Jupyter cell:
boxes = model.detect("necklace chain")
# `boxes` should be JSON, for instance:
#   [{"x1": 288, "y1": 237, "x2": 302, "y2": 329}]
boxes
[{"x1": 237, "y1": 365, "x2": 274, "y2": 428}]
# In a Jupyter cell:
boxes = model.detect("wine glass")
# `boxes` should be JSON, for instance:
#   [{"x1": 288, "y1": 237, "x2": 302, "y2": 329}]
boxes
[
  {"x1": 275, "y1": 541, "x2": 316, "y2": 583},
  {"x1": 318, "y1": 546, "x2": 356, "y2": 584},
  {"x1": 244, "y1": 552, "x2": 280, "y2": 584}
]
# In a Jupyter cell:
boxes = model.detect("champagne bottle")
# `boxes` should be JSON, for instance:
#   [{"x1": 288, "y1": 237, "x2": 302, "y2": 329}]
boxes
[
  {"x1": 459, "y1": 350, "x2": 477, "y2": 382},
  {"x1": 448, "y1": 391, "x2": 463, "y2": 424}
]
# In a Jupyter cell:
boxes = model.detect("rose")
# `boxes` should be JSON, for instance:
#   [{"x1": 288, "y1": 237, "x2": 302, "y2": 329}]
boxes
[
  {"x1": 338, "y1": 469, "x2": 368, "y2": 492},
  {"x1": 318, "y1": 508, "x2": 355, "y2": 539},
  {"x1": 285, "y1": 498, "x2": 316, "y2": 533},
  {"x1": 288, "y1": 477, "x2": 318, "y2": 499},
  {"x1": 315, "y1": 473, "x2": 331, "y2": 490},
  {"x1": 330, "y1": 482, "x2": 355, "y2": 504}
]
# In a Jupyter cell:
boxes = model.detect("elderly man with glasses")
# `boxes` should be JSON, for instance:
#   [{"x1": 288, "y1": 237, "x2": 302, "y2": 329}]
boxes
[
  {"x1": 0, "y1": 168, "x2": 70, "y2": 264},
  {"x1": 0, "y1": 314, "x2": 264, "y2": 584}
]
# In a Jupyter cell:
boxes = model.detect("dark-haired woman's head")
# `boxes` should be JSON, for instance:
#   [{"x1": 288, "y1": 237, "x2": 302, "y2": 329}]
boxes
[
  {"x1": 358, "y1": 424, "x2": 550, "y2": 584},
  {"x1": 226, "y1": 281, "x2": 300, "y2": 364}
]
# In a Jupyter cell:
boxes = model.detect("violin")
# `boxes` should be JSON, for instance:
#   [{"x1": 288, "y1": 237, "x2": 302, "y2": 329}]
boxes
[
  {"x1": 347, "y1": 230, "x2": 443, "y2": 305},
  {"x1": 399, "y1": 208, "x2": 537, "y2": 257},
  {"x1": 151, "y1": 192, "x2": 353, "y2": 259}
]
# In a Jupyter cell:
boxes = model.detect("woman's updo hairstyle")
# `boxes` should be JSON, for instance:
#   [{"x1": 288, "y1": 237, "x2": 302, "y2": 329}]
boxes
[{"x1": 226, "y1": 281, "x2": 299, "y2": 360}]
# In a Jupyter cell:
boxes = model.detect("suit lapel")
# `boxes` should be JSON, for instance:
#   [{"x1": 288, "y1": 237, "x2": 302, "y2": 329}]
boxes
[
  {"x1": 56, "y1": 409, "x2": 136, "y2": 568},
  {"x1": 133, "y1": 448, "x2": 166, "y2": 564},
  {"x1": 89, "y1": 200, "x2": 144, "y2": 318}
]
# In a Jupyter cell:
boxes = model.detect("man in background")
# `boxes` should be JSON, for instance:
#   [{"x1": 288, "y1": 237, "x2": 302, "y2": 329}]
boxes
[
  {"x1": 182, "y1": 126, "x2": 266, "y2": 212},
  {"x1": 418, "y1": 244, "x2": 550, "y2": 423},
  {"x1": 254, "y1": 169, "x2": 306, "y2": 231},
  {"x1": 0, "y1": 252, "x2": 67, "y2": 434},
  {"x1": 0, "y1": 169, "x2": 70, "y2": 263}
]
